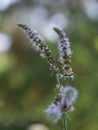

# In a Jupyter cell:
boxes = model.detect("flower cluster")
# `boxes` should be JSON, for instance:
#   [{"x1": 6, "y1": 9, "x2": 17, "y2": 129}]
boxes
[
  {"x1": 45, "y1": 86, "x2": 78, "y2": 123},
  {"x1": 18, "y1": 24, "x2": 78, "y2": 124},
  {"x1": 17, "y1": 24, "x2": 60, "y2": 74},
  {"x1": 53, "y1": 27, "x2": 74, "y2": 79}
]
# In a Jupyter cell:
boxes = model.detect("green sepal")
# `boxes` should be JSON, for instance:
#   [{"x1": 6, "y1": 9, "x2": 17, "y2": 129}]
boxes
[
  {"x1": 62, "y1": 113, "x2": 71, "y2": 121},
  {"x1": 17, "y1": 24, "x2": 28, "y2": 30}
]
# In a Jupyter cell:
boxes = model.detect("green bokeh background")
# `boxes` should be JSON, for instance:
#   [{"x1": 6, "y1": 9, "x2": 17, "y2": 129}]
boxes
[{"x1": 0, "y1": 0, "x2": 98, "y2": 130}]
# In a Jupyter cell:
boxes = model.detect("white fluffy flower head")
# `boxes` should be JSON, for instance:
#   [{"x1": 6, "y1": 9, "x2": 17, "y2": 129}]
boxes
[
  {"x1": 45, "y1": 86, "x2": 78, "y2": 123},
  {"x1": 45, "y1": 103, "x2": 62, "y2": 123},
  {"x1": 60, "y1": 86, "x2": 78, "y2": 106}
]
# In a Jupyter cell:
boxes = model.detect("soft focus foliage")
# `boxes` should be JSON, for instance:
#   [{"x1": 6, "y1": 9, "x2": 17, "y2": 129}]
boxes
[{"x1": 0, "y1": 0, "x2": 98, "y2": 130}]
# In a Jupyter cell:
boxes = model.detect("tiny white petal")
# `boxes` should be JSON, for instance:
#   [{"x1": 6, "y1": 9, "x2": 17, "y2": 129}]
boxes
[
  {"x1": 66, "y1": 48, "x2": 72, "y2": 56},
  {"x1": 68, "y1": 106, "x2": 75, "y2": 112},
  {"x1": 45, "y1": 103, "x2": 62, "y2": 123},
  {"x1": 63, "y1": 42, "x2": 70, "y2": 48},
  {"x1": 64, "y1": 38, "x2": 69, "y2": 42},
  {"x1": 40, "y1": 53, "x2": 46, "y2": 58},
  {"x1": 61, "y1": 86, "x2": 78, "y2": 106}
]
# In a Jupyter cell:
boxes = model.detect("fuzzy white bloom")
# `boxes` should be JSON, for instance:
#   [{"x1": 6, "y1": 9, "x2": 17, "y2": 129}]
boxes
[
  {"x1": 45, "y1": 103, "x2": 62, "y2": 123},
  {"x1": 45, "y1": 86, "x2": 78, "y2": 123},
  {"x1": 60, "y1": 86, "x2": 78, "y2": 107}
]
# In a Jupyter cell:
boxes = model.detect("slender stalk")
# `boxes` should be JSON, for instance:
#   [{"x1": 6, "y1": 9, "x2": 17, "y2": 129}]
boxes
[
  {"x1": 66, "y1": 79, "x2": 69, "y2": 86},
  {"x1": 65, "y1": 120, "x2": 67, "y2": 130},
  {"x1": 63, "y1": 116, "x2": 67, "y2": 130},
  {"x1": 63, "y1": 79, "x2": 68, "y2": 130},
  {"x1": 63, "y1": 117, "x2": 65, "y2": 130}
]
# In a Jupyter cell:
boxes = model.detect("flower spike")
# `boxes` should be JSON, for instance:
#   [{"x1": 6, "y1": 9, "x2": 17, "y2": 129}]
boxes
[
  {"x1": 18, "y1": 24, "x2": 60, "y2": 74},
  {"x1": 53, "y1": 27, "x2": 74, "y2": 79}
]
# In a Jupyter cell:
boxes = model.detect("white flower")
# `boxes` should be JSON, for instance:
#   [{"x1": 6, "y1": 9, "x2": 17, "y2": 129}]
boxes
[
  {"x1": 45, "y1": 103, "x2": 62, "y2": 123},
  {"x1": 68, "y1": 106, "x2": 75, "y2": 112},
  {"x1": 45, "y1": 86, "x2": 78, "y2": 123},
  {"x1": 60, "y1": 86, "x2": 78, "y2": 106},
  {"x1": 66, "y1": 48, "x2": 72, "y2": 56}
]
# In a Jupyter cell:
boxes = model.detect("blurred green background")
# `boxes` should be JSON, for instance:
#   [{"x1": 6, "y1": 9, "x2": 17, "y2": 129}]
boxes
[{"x1": 0, "y1": 0, "x2": 98, "y2": 130}]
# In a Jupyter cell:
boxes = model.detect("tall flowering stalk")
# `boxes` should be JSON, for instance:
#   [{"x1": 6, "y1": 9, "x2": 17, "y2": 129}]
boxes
[
  {"x1": 53, "y1": 27, "x2": 74, "y2": 80},
  {"x1": 17, "y1": 24, "x2": 60, "y2": 74},
  {"x1": 18, "y1": 24, "x2": 78, "y2": 130}
]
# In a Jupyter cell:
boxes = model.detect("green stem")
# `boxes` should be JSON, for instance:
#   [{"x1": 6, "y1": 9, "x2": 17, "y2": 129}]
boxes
[
  {"x1": 65, "y1": 120, "x2": 67, "y2": 130},
  {"x1": 66, "y1": 78, "x2": 69, "y2": 86},
  {"x1": 63, "y1": 117, "x2": 67, "y2": 130}
]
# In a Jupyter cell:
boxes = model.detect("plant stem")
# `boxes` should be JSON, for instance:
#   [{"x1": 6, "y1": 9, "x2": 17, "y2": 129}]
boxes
[
  {"x1": 63, "y1": 117, "x2": 67, "y2": 130},
  {"x1": 65, "y1": 120, "x2": 67, "y2": 130},
  {"x1": 66, "y1": 79, "x2": 69, "y2": 86}
]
